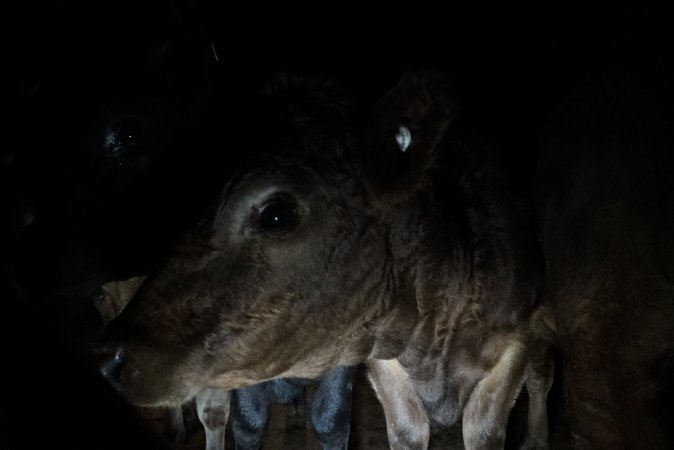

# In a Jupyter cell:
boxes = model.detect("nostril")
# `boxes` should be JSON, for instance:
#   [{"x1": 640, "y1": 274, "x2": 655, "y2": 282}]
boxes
[{"x1": 98, "y1": 348, "x2": 125, "y2": 388}]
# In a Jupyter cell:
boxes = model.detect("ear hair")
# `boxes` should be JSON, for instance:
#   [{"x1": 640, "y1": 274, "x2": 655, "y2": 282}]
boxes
[{"x1": 356, "y1": 70, "x2": 456, "y2": 206}]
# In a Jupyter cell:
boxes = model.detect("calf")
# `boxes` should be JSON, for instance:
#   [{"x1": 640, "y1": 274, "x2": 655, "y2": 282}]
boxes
[{"x1": 98, "y1": 71, "x2": 555, "y2": 449}]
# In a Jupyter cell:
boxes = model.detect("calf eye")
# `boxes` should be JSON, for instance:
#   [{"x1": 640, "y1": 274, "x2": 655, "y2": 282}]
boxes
[{"x1": 258, "y1": 195, "x2": 299, "y2": 230}]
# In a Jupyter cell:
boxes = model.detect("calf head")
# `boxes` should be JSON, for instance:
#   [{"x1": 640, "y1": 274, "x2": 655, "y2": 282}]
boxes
[{"x1": 98, "y1": 71, "x2": 456, "y2": 407}]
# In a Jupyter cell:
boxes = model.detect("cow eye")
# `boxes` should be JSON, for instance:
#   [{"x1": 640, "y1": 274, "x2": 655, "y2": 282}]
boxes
[
  {"x1": 113, "y1": 123, "x2": 146, "y2": 152},
  {"x1": 103, "y1": 119, "x2": 149, "y2": 166},
  {"x1": 258, "y1": 195, "x2": 299, "y2": 230},
  {"x1": 115, "y1": 124, "x2": 143, "y2": 148}
]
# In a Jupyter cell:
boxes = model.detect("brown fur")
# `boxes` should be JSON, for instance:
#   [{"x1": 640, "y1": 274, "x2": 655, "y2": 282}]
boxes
[
  {"x1": 538, "y1": 79, "x2": 674, "y2": 449},
  {"x1": 98, "y1": 71, "x2": 555, "y2": 448}
]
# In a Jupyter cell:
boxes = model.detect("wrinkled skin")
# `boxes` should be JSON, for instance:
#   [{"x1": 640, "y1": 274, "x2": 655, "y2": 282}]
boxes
[{"x1": 99, "y1": 71, "x2": 554, "y2": 449}]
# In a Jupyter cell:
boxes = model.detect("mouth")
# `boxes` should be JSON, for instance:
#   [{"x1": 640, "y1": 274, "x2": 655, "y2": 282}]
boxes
[
  {"x1": 95, "y1": 343, "x2": 208, "y2": 407},
  {"x1": 128, "y1": 385, "x2": 202, "y2": 408},
  {"x1": 109, "y1": 371, "x2": 202, "y2": 408}
]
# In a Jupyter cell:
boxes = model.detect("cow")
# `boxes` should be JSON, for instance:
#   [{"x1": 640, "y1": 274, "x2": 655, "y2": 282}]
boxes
[
  {"x1": 537, "y1": 77, "x2": 674, "y2": 449},
  {"x1": 4, "y1": 30, "x2": 223, "y2": 450},
  {"x1": 96, "y1": 70, "x2": 556, "y2": 449}
]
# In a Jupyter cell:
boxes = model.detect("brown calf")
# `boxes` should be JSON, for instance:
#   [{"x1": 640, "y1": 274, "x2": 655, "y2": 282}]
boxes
[{"x1": 98, "y1": 71, "x2": 555, "y2": 449}]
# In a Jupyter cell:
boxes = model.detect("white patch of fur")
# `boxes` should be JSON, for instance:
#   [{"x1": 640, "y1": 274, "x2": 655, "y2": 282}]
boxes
[{"x1": 462, "y1": 338, "x2": 528, "y2": 448}]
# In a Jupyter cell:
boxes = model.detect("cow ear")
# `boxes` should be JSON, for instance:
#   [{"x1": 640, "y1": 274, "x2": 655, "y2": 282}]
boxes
[{"x1": 356, "y1": 71, "x2": 456, "y2": 206}]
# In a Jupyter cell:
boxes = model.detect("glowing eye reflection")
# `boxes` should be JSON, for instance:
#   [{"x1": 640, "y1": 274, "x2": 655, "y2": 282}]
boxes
[{"x1": 258, "y1": 196, "x2": 299, "y2": 230}]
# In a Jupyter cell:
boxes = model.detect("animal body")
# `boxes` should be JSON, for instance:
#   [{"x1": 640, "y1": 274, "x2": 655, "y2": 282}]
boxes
[{"x1": 97, "y1": 71, "x2": 555, "y2": 449}]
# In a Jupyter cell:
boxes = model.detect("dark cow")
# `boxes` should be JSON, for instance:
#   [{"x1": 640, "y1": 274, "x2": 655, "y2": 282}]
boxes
[
  {"x1": 230, "y1": 369, "x2": 356, "y2": 449},
  {"x1": 537, "y1": 77, "x2": 674, "y2": 449},
  {"x1": 188, "y1": 366, "x2": 356, "y2": 450},
  {"x1": 97, "y1": 71, "x2": 556, "y2": 449},
  {"x1": 1, "y1": 32, "x2": 219, "y2": 450}
]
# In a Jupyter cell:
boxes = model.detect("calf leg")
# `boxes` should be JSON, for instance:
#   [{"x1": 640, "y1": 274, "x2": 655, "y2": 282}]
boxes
[
  {"x1": 462, "y1": 340, "x2": 528, "y2": 450},
  {"x1": 310, "y1": 365, "x2": 357, "y2": 450},
  {"x1": 520, "y1": 349, "x2": 554, "y2": 450},
  {"x1": 367, "y1": 359, "x2": 430, "y2": 450},
  {"x1": 232, "y1": 384, "x2": 272, "y2": 450},
  {"x1": 196, "y1": 388, "x2": 231, "y2": 450},
  {"x1": 166, "y1": 406, "x2": 186, "y2": 449}
]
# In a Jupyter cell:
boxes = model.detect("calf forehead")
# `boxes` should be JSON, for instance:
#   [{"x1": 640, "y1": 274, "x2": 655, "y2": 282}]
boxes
[{"x1": 216, "y1": 160, "x2": 350, "y2": 212}]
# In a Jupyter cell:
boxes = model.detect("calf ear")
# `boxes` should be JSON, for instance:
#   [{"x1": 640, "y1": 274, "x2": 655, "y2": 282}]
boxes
[{"x1": 357, "y1": 71, "x2": 456, "y2": 205}]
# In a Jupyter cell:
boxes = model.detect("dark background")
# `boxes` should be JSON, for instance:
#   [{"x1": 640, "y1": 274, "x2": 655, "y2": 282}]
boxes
[
  {"x1": 1, "y1": 1, "x2": 672, "y2": 449},
  {"x1": 6, "y1": 1, "x2": 673, "y2": 141}
]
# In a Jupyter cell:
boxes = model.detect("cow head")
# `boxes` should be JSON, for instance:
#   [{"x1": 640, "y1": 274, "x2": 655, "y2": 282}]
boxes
[
  {"x1": 10, "y1": 34, "x2": 221, "y2": 299},
  {"x1": 97, "y1": 71, "x2": 456, "y2": 407}
]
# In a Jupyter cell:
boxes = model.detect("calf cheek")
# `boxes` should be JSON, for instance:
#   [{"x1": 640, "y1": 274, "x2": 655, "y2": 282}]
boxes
[
  {"x1": 200, "y1": 279, "x2": 339, "y2": 379},
  {"x1": 208, "y1": 301, "x2": 312, "y2": 377}
]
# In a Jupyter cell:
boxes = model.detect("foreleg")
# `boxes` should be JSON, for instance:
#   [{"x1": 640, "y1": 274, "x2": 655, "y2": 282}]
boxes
[
  {"x1": 367, "y1": 359, "x2": 430, "y2": 450},
  {"x1": 462, "y1": 340, "x2": 528, "y2": 450},
  {"x1": 196, "y1": 388, "x2": 231, "y2": 450},
  {"x1": 311, "y1": 365, "x2": 357, "y2": 450},
  {"x1": 231, "y1": 384, "x2": 272, "y2": 450}
]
